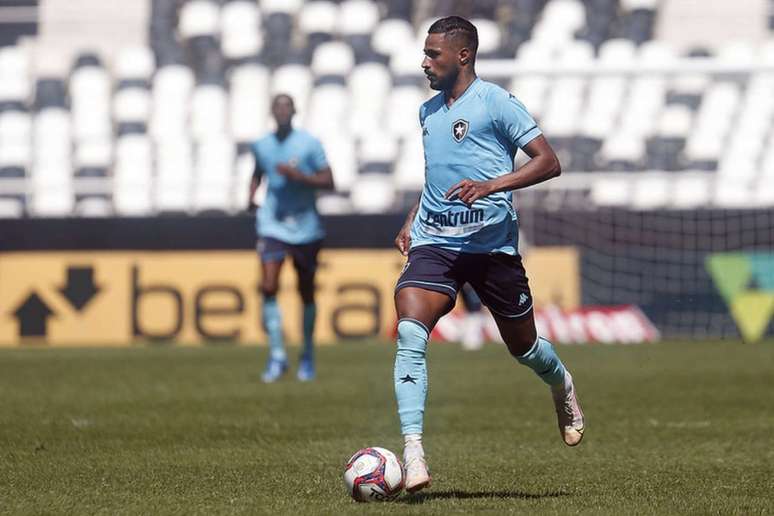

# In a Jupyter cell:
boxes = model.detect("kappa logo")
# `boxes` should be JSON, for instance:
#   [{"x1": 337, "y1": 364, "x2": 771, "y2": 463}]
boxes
[
  {"x1": 401, "y1": 261, "x2": 411, "y2": 275},
  {"x1": 518, "y1": 293, "x2": 529, "y2": 306},
  {"x1": 452, "y1": 119, "x2": 468, "y2": 142},
  {"x1": 422, "y1": 124, "x2": 429, "y2": 136}
]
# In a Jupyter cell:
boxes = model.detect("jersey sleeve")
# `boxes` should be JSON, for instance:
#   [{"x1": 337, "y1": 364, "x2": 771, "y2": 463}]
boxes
[
  {"x1": 491, "y1": 89, "x2": 542, "y2": 149},
  {"x1": 309, "y1": 138, "x2": 329, "y2": 170}
]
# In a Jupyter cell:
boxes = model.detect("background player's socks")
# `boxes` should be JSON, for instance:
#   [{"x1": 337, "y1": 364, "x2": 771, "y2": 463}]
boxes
[
  {"x1": 301, "y1": 303, "x2": 316, "y2": 360},
  {"x1": 516, "y1": 336, "x2": 566, "y2": 386},
  {"x1": 297, "y1": 304, "x2": 317, "y2": 381},
  {"x1": 461, "y1": 312, "x2": 485, "y2": 350},
  {"x1": 262, "y1": 296, "x2": 285, "y2": 361},
  {"x1": 394, "y1": 319, "x2": 429, "y2": 435}
]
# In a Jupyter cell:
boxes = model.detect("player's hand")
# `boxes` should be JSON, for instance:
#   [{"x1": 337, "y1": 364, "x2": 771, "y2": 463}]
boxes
[
  {"x1": 276, "y1": 163, "x2": 305, "y2": 182},
  {"x1": 394, "y1": 225, "x2": 411, "y2": 256},
  {"x1": 445, "y1": 179, "x2": 494, "y2": 206}
]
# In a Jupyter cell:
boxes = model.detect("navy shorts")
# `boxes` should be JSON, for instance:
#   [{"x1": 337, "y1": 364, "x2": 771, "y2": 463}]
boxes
[
  {"x1": 395, "y1": 245, "x2": 533, "y2": 319},
  {"x1": 257, "y1": 237, "x2": 322, "y2": 282}
]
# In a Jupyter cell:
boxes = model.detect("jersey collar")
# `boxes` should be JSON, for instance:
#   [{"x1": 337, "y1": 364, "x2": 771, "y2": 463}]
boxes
[{"x1": 443, "y1": 77, "x2": 481, "y2": 112}]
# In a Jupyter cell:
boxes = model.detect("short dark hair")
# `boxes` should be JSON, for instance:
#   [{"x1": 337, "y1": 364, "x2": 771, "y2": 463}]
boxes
[
  {"x1": 428, "y1": 16, "x2": 478, "y2": 54},
  {"x1": 272, "y1": 93, "x2": 294, "y2": 108}
]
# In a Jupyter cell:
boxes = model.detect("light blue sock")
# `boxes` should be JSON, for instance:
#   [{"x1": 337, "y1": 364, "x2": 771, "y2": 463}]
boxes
[
  {"x1": 262, "y1": 296, "x2": 285, "y2": 361},
  {"x1": 301, "y1": 303, "x2": 316, "y2": 360},
  {"x1": 516, "y1": 336, "x2": 566, "y2": 386},
  {"x1": 394, "y1": 319, "x2": 429, "y2": 435}
]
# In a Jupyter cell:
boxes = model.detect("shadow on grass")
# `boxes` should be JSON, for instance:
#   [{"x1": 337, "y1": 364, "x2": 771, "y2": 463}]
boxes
[{"x1": 398, "y1": 489, "x2": 570, "y2": 504}]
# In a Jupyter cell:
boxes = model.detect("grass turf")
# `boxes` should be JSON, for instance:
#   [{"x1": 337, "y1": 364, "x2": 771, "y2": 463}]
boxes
[{"x1": 0, "y1": 340, "x2": 773, "y2": 515}]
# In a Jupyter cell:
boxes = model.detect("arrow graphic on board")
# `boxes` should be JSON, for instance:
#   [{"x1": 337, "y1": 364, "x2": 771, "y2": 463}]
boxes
[
  {"x1": 12, "y1": 292, "x2": 55, "y2": 337},
  {"x1": 58, "y1": 266, "x2": 100, "y2": 311}
]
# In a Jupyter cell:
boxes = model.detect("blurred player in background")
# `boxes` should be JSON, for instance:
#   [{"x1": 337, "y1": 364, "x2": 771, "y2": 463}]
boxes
[
  {"x1": 458, "y1": 283, "x2": 485, "y2": 351},
  {"x1": 248, "y1": 94, "x2": 334, "y2": 383},
  {"x1": 392, "y1": 16, "x2": 585, "y2": 492}
]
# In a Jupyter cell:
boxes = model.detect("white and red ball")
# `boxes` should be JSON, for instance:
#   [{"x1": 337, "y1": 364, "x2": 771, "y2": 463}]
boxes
[{"x1": 343, "y1": 447, "x2": 404, "y2": 502}]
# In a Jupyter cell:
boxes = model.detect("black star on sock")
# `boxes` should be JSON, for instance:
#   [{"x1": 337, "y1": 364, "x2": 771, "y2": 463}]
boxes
[{"x1": 399, "y1": 374, "x2": 417, "y2": 384}]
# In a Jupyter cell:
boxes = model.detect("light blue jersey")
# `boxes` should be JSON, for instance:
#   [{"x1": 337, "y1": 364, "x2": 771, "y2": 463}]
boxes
[
  {"x1": 252, "y1": 129, "x2": 328, "y2": 245},
  {"x1": 410, "y1": 78, "x2": 542, "y2": 255}
]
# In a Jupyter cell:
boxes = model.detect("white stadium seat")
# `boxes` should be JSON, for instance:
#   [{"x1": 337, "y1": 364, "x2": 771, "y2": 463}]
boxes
[
  {"x1": 271, "y1": 64, "x2": 312, "y2": 119},
  {"x1": 339, "y1": 0, "x2": 380, "y2": 35},
  {"x1": 509, "y1": 76, "x2": 548, "y2": 118},
  {"x1": 372, "y1": 19, "x2": 415, "y2": 57},
  {"x1": 113, "y1": 88, "x2": 151, "y2": 122},
  {"x1": 193, "y1": 136, "x2": 235, "y2": 212},
  {"x1": 0, "y1": 199, "x2": 24, "y2": 218},
  {"x1": 221, "y1": 1, "x2": 263, "y2": 59},
  {"x1": 657, "y1": 106, "x2": 693, "y2": 138},
  {"x1": 348, "y1": 62, "x2": 391, "y2": 134},
  {"x1": 359, "y1": 133, "x2": 399, "y2": 165},
  {"x1": 261, "y1": 0, "x2": 303, "y2": 15},
  {"x1": 230, "y1": 64, "x2": 271, "y2": 141},
  {"x1": 672, "y1": 174, "x2": 711, "y2": 208},
  {"x1": 298, "y1": 1, "x2": 338, "y2": 35},
  {"x1": 601, "y1": 133, "x2": 646, "y2": 163},
  {"x1": 233, "y1": 151, "x2": 255, "y2": 210},
  {"x1": 598, "y1": 39, "x2": 637, "y2": 65},
  {"x1": 351, "y1": 173, "x2": 396, "y2": 213},
  {"x1": 114, "y1": 135, "x2": 153, "y2": 216},
  {"x1": 471, "y1": 19, "x2": 501, "y2": 54},
  {"x1": 621, "y1": 0, "x2": 659, "y2": 9},
  {"x1": 190, "y1": 85, "x2": 228, "y2": 140},
  {"x1": 179, "y1": 0, "x2": 220, "y2": 38},
  {"x1": 30, "y1": 162, "x2": 74, "y2": 216},
  {"x1": 632, "y1": 175, "x2": 669, "y2": 209},
  {"x1": 155, "y1": 138, "x2": 194, "y2": 212},
  {"x1": 0, "y1": 110, "x2": 31, "y2": 145},
  {"x1": 321, "y1": 136, "x2": 357, "y2": 192},
  {"x1": 0, "y1": 142, "x2": 31, "y2": 168},
  {"x1": 75, "y1": 139, "x2": 112, "y2": 169},
  {"x1": 590, "y1": 176, "x2": 631, "y2": 207},
  {"x1": 386, "y1": 85, "x2": 426, "y2": 137},
  {"x1": 70, "y1": 66, "x2": 111, "y2": 141},
  {"x1": 114, "y1": 47, "x2": 155, "y2": 80},
  {"x1": 0, "y1": 46, "x2": 30, "y2": 101},
  {"x1": 394, "y1": 131, "x2": 425, "y2": 191},
  {"x1": 34, "y1": 109, "x2": 71, "y2": 158},
  {"x1": 311, "y1": 41, "x2": 355, "y2": 76},
  {"x1": 307, "y1": 83, "x2": 349, "y2": 135}
]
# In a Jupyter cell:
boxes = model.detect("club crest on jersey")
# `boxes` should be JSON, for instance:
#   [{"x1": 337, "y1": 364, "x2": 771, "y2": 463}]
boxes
[{"x1": 452, "y1": 119, "x2": 469, "y2": 143}]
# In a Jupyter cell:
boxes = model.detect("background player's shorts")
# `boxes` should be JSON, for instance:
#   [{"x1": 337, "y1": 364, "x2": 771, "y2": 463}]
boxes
[
  {"x1": 395, "y1": 245, "x2": 533, "y2": 319},
  {"x1": 257, "y1": 237, "x2": 322, "y2": 281}
]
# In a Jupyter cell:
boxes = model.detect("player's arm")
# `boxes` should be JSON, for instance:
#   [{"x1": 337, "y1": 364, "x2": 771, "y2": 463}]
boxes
[
  {"x1": 248, "y1": 150, "x2": 265, "y2": 212},
  {"x1": 394, "y1": 201, "x2": 419, "y2": 256},
  {"x1": 445, "y1": 136, "x2": 561, "y2": 205},
  {"x1": 276, "y1": 163, "x2": 335, "y2": 190}
]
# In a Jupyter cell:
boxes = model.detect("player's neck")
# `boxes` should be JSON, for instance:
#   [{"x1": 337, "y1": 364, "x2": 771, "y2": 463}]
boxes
[
  {"x1": 275, "y1": 125, "x2": 293, "y2": 141},
  {"x1": 445, "y1": 72, "x2": 477, "y2": 107}
]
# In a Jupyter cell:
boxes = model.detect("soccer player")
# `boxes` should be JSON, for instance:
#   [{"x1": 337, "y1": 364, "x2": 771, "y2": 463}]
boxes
[
  {"x1": 248, "y1": 94, "x2": 334, "y2": 383},
  {"x1": 392, "y1": 17, "x2": 585, "y2": 492}
]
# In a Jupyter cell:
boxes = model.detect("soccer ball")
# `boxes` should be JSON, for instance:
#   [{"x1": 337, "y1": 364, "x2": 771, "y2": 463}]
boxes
[{"x1": 343, "y1": 447, "x2": 404, "y2": 502}]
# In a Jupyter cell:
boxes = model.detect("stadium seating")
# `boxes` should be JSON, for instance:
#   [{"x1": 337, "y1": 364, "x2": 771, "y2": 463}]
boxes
[{"x1": 0, "y1": 0, "x2": 772, "y2": 217}]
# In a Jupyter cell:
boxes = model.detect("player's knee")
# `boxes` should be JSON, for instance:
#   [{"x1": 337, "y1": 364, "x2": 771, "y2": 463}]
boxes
[{"x1": 505, "y1": 333, "x2": 536, "y2": 358}]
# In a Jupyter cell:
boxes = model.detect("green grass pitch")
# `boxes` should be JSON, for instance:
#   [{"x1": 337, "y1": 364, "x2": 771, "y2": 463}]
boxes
[{"x1": 1, "y1": 340, "x2": 773, "y2": 515}]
